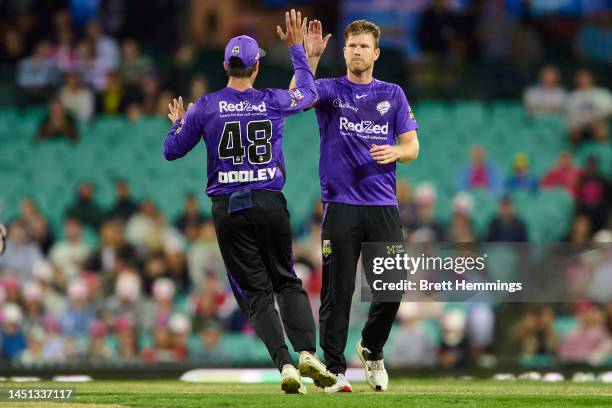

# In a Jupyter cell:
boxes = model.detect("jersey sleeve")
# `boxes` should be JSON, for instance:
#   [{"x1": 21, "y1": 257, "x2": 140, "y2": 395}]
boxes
[
  {"x1": 163, "y1": 100, "x2": 204, "y2": 160},
  {"x1": 267, "y1": 45, "x2": 317, "y2": 116},
  {"x1": 314, "y1": 78, "x2": 334, "y2": 106},
  {"x1": 394, "y1": 86, "x2": 419, "y2": 136}
]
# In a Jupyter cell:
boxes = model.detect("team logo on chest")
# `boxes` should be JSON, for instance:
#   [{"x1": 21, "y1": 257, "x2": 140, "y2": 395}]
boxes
[{"x1": 376, "y1": 101, "x2": 391, "y2": 116}]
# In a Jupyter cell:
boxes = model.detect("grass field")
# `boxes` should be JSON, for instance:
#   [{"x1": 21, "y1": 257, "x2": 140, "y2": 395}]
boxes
[{"x1": 1, "y1": 379, "x2": 611, "y2": 408}]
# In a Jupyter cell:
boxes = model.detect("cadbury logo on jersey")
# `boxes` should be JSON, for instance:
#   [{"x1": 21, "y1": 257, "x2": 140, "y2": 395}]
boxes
[
  {"x1": 339, "y1": 117, "x2": 388, "y2": 135},
  {"x1": 219, "y1": 101, "x2": 267, "y2": 113}
]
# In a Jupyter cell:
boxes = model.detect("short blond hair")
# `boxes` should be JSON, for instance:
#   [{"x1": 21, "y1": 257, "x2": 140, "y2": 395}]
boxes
[{"x1": 344, "y1": 20, "x2": 381, "y2": 48}]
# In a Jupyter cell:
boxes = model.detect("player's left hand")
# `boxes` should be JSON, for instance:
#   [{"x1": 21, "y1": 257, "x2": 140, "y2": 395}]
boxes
[
  {"x1": 168, "y1": 96, "x2": 193, "y2": 124},
  {"x1": 370, "y1": 144, "x2": 402, "y2": 164}
]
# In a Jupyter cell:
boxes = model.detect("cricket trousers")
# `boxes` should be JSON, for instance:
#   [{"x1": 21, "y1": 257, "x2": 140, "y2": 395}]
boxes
[
  {"x1": 320, "y1": 202, "x2": 403, "y2": 374},
  {"x1": 212, "y1": 190, "x2": 316, "y2": 371}
]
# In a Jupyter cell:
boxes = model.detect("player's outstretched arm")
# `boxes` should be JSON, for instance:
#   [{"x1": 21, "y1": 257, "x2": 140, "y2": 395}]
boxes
[
  {"x1": 289, "y1": 19, "x2": 331, "y2": 90},
  {"x1": 370, "y1": 131, "x2": 420, "y2": 165},
  {"x1": 163, "y1": 96, "x2": 200, "y2": 161},
  {"x1": 273, "y1": 9, "x2": 317, "y2": 114}
]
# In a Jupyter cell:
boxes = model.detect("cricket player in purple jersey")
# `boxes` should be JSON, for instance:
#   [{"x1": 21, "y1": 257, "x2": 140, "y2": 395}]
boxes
[
  {"x1": 162, "y1": 9, "x2": 335, "y2": 394},
  {"x1": 291, "y1": 20, "x2": 420, "y2": 392}
]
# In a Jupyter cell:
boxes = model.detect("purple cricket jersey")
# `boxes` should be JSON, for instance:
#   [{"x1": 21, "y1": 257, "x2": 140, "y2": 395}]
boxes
[
  {"x1": 163, "y1": 45, "x2": 316, "y2": 197},
  {"x1": 314, "y1": 77, "x2": 419, "y2": 206}
]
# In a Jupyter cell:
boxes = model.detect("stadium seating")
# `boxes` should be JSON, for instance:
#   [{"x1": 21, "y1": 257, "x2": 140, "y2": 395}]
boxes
[{"x1": 1, "y1": 101, "x2": 603, "y2": 242}]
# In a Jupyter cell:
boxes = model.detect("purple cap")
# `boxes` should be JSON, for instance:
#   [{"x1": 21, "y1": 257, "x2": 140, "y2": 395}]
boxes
[{"x1": 224, "y1": 35, "x2": 266, "y2": 69}]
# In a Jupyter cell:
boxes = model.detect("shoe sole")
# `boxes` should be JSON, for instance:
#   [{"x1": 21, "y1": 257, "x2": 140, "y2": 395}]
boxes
[
  {"x1": 355, "y1": 341, "x2": 386, "y2": 392},
  {"x1": 298, "y1": 362, "x2": 337, "y2": 388},
  {"x1": 324, "y1": 385, "x2": 353, "y2": 393},
  {"x1": 281, "y1": 377, "x2": 302, "y2": 394}
]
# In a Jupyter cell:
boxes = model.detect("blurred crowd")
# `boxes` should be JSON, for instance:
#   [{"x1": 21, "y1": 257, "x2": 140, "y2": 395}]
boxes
[{"x1": 0, "y1": 0, "x2": 611, "y2": 369}]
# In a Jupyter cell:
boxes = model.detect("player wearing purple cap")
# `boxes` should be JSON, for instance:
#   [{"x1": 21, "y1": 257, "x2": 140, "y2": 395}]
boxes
[
  {"x1": 290, "y1": 20, "x2": 420, "y2": 392},
  {"x1": 163, "y1": 9, "x2": 335, "y2": 394}
]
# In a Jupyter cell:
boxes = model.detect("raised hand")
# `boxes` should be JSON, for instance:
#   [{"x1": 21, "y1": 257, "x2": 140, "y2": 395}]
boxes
[
  {"x1": 276, "y1": 9, "x2": 307, "y2": 47},
  {"x1": 304, "y1": 19, "x2": 331, "y2": 58},
  {"x1": 168, "y1": 96, "x2": 193, "y2": 124}
]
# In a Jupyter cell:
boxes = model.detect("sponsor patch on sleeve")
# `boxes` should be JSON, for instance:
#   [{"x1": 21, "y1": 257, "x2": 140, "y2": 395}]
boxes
[{"x1": 288, "y1": 88, "x2": 304, "y2": 100}]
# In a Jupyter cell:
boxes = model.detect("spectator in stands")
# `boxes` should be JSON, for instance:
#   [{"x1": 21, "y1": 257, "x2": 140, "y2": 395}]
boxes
[
  {"x1": 84, "y1": 20, "x2": 120, "y2": 72},
  {"x1": 32, "y1": 261, "x2": 66, "y2": 315},
  {"x1": 17, "y1": 41, "x2": 59, "y2": 104},
  {"x1": 50, "y1": 28, "x2": 79, "y2": 73},
  {"x1": 113, "y1": 316, "x2": 138, "y2": 362},
  {"x1": 28, "y1": 215, "x2": 55, "y2": 256},
  {"x1": 187, "y1": 221, "x2": 225, "y2": 289},
  {"x1": 96, "y1": 71, "x2": 127, "y2": 115},
  {"x1": 142, "y1": 278, "x2": 175, "y2": 331},
  {"x1": 119, "y1": 38, "x2": 154, "y2": 87},
  {"x1": 174, "y1": 193, "x2": 206, "y2": 238},
  {"x1": 169, "y1": 314, "x2": 190, "y2": 362},
  {"x1": 167, "y1": 44, "x2": 198, "y2": 97},
  {"x1": 439, "y1": 309, "x2": 470, "y2": 368},
  {"x1": 104, "y1": 271, "x2": 143, "y2": 328},
  {"x1": 89, "y1": 320, "x2": 115, "y2": 362},
  {"x1": 457, "y1": 145, "x2": 503, "y2": 197},
  {"x1": 540, "y1": 151, "x2": 581, "y2": 198},
  {"x1": 37, "y1": 97, "x2": 79, "y2": 142},
  {"x1": 505, "y1": 153, "x2": 538, "y2": 195},
  {"x1": 417, "y1": 0, "x2": 459, "y2": 58},
  {"x1": 558, "y1": 302, "x2": 612, "y2": 365},
  {"x1": 66, "y1": 182, "x2": 105, "y2": 229},
  {"x1": 59, "y1": 72, "x2": 94, "y2": 122},
  {"x1": 21, "y1": 281, "x2": 46, "y2": 332},
  {"x1": 566, "y1": 69, "x2": 612, "y2": 145},
  {"x1": 191, "y1": 320, "x2": 224, "y2": 360},
  {"x1": 576, "y1": 12, "x2": 612, "y2": 64},
  {"x1": 389, "y1": 303, "x2": 437, "y2": 368},
  {"x1": 568, "y1": 214, "x2": 593, "y2": 243},
  {"x1": 18, "y1": 326, "x2": 45, "y2": 365},
  {"x1": 0, "y1": 220, "x2": 43, "y2": 280},
  {"x1": 512, "y1": 307, "x2": 556, "y2": 358},
  {"x1": 142, "y1": 252, "x2": 169, "y2": 295},
  {"x1": 188, "y1": 74, "x2": 209, "y2": 105},
  {"x1": 156, "y1": 90, "x2": 175, "y2": 118},
  {"x1": 17, "y1": 199, "x2": 54, "y2": 254},
  {"x1": 165, "y1": 241, "x2": 191, "y2": 294},
  {"x1": 49, "y1": 217, "x2": 90, "y2": 281},
  {"x1": 41, "y1": 315, "x2": 68, "y2": 363},
  {"x1": 576, "y1": 156, "x2": 611, "y2": 233},
  {"x1": 478, "y1": 0, "x2": 517, "y2": 62},
  {"x1": 446, "y1": 192, "x2": 476, "y2": 243},
  {"x1": 486, "y1": 195, "x2": 528, "y2": 242},
  {"x1": 523, "y1": 66, "x2": 567, "y2": 116},
  {"x1": 140, "y1": 75, "x2": 161, "y2": 115},
  {"x1": 125, "y1": 200, "x2": 163, "y2": 255},
  {"x1": 405, "y1": 183, "x2": 445, "y2": 242},
  {"x1": 59, "y1": 279, "x2": 95, "y2": 337},
  {"x1": 190, "y1": 273, "x2": 226, "y2": 331},
  {"x1": 396, "y1": 179, "x2": 416, "y2": 227},
  {"x1": 1, "y1": 303, "x2": 27, "y2": 360},
  {"x1": 0, "y1": 29, "x2": 26, "y2": 65},
  {"x1": 85, "y1": 220, "x2": 136, "y2": 275},
  {"x1": 108, "y1": 180, "x2": 138, "y2": 223},
  {"x1": 77, "y1": 39, "x2": 108, "y2": 91}
]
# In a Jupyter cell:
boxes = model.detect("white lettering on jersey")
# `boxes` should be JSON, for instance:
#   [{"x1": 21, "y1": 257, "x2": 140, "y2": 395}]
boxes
[
  {"x1": 219, "y1": 101, "x2": 267, "y2": 113},
  {"x1": 339, "y1": 117, "x2": 388, "y2": 135},
  {"x1": 218, "y1": 166, "x2": 278, "y2": 184}
]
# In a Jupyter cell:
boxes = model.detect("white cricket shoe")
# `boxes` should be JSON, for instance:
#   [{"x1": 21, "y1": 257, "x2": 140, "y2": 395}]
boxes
[
  {"x1": 356, "y1": 340, "x2": 388, "y2": 392},
  {"x1": 297, "y1": 351, "x2": 337, "y2": 388},
  {"x1": 324, "y1": 373, "x2": 353, "y2": 393},
  {"x1": 281, "y1": 364, "x2": 307, "y2": 394}
]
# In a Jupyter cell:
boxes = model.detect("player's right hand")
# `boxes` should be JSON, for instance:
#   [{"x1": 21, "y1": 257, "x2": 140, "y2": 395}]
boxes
[
  {"x1": 168, "y1": 96, "x2": 193, "y2": 124},
  {"x1": 276, "y1": 9, "x2": 307, "y2": 47},
  {"x1": 304, "y1": 20, "x2": 331, "y2": 58}
]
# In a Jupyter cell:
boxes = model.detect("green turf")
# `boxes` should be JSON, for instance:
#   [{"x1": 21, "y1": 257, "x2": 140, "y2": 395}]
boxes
[{"x1": 0, "y1": 379, "x2": 610, "y2": 407}]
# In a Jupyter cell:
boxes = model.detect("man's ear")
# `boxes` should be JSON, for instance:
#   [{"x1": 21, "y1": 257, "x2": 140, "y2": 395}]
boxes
[
  {"x1": 223, "y1": 61, "x2": 228, "y2": 71},
  {"x1": 374, "y1": 48, "x2": 380, "y2": 62}
]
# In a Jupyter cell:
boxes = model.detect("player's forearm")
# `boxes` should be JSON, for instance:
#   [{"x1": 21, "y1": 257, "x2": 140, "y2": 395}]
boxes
[
  {"x1": 289, "y1": 45, "x2": 317, "y2": 104},
  {"x1": 289, "y1": 55, "x2": 320, "y2": 89},
  {"x1": 397, "y1": 138, "x2": 419, "y2": 163}
]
